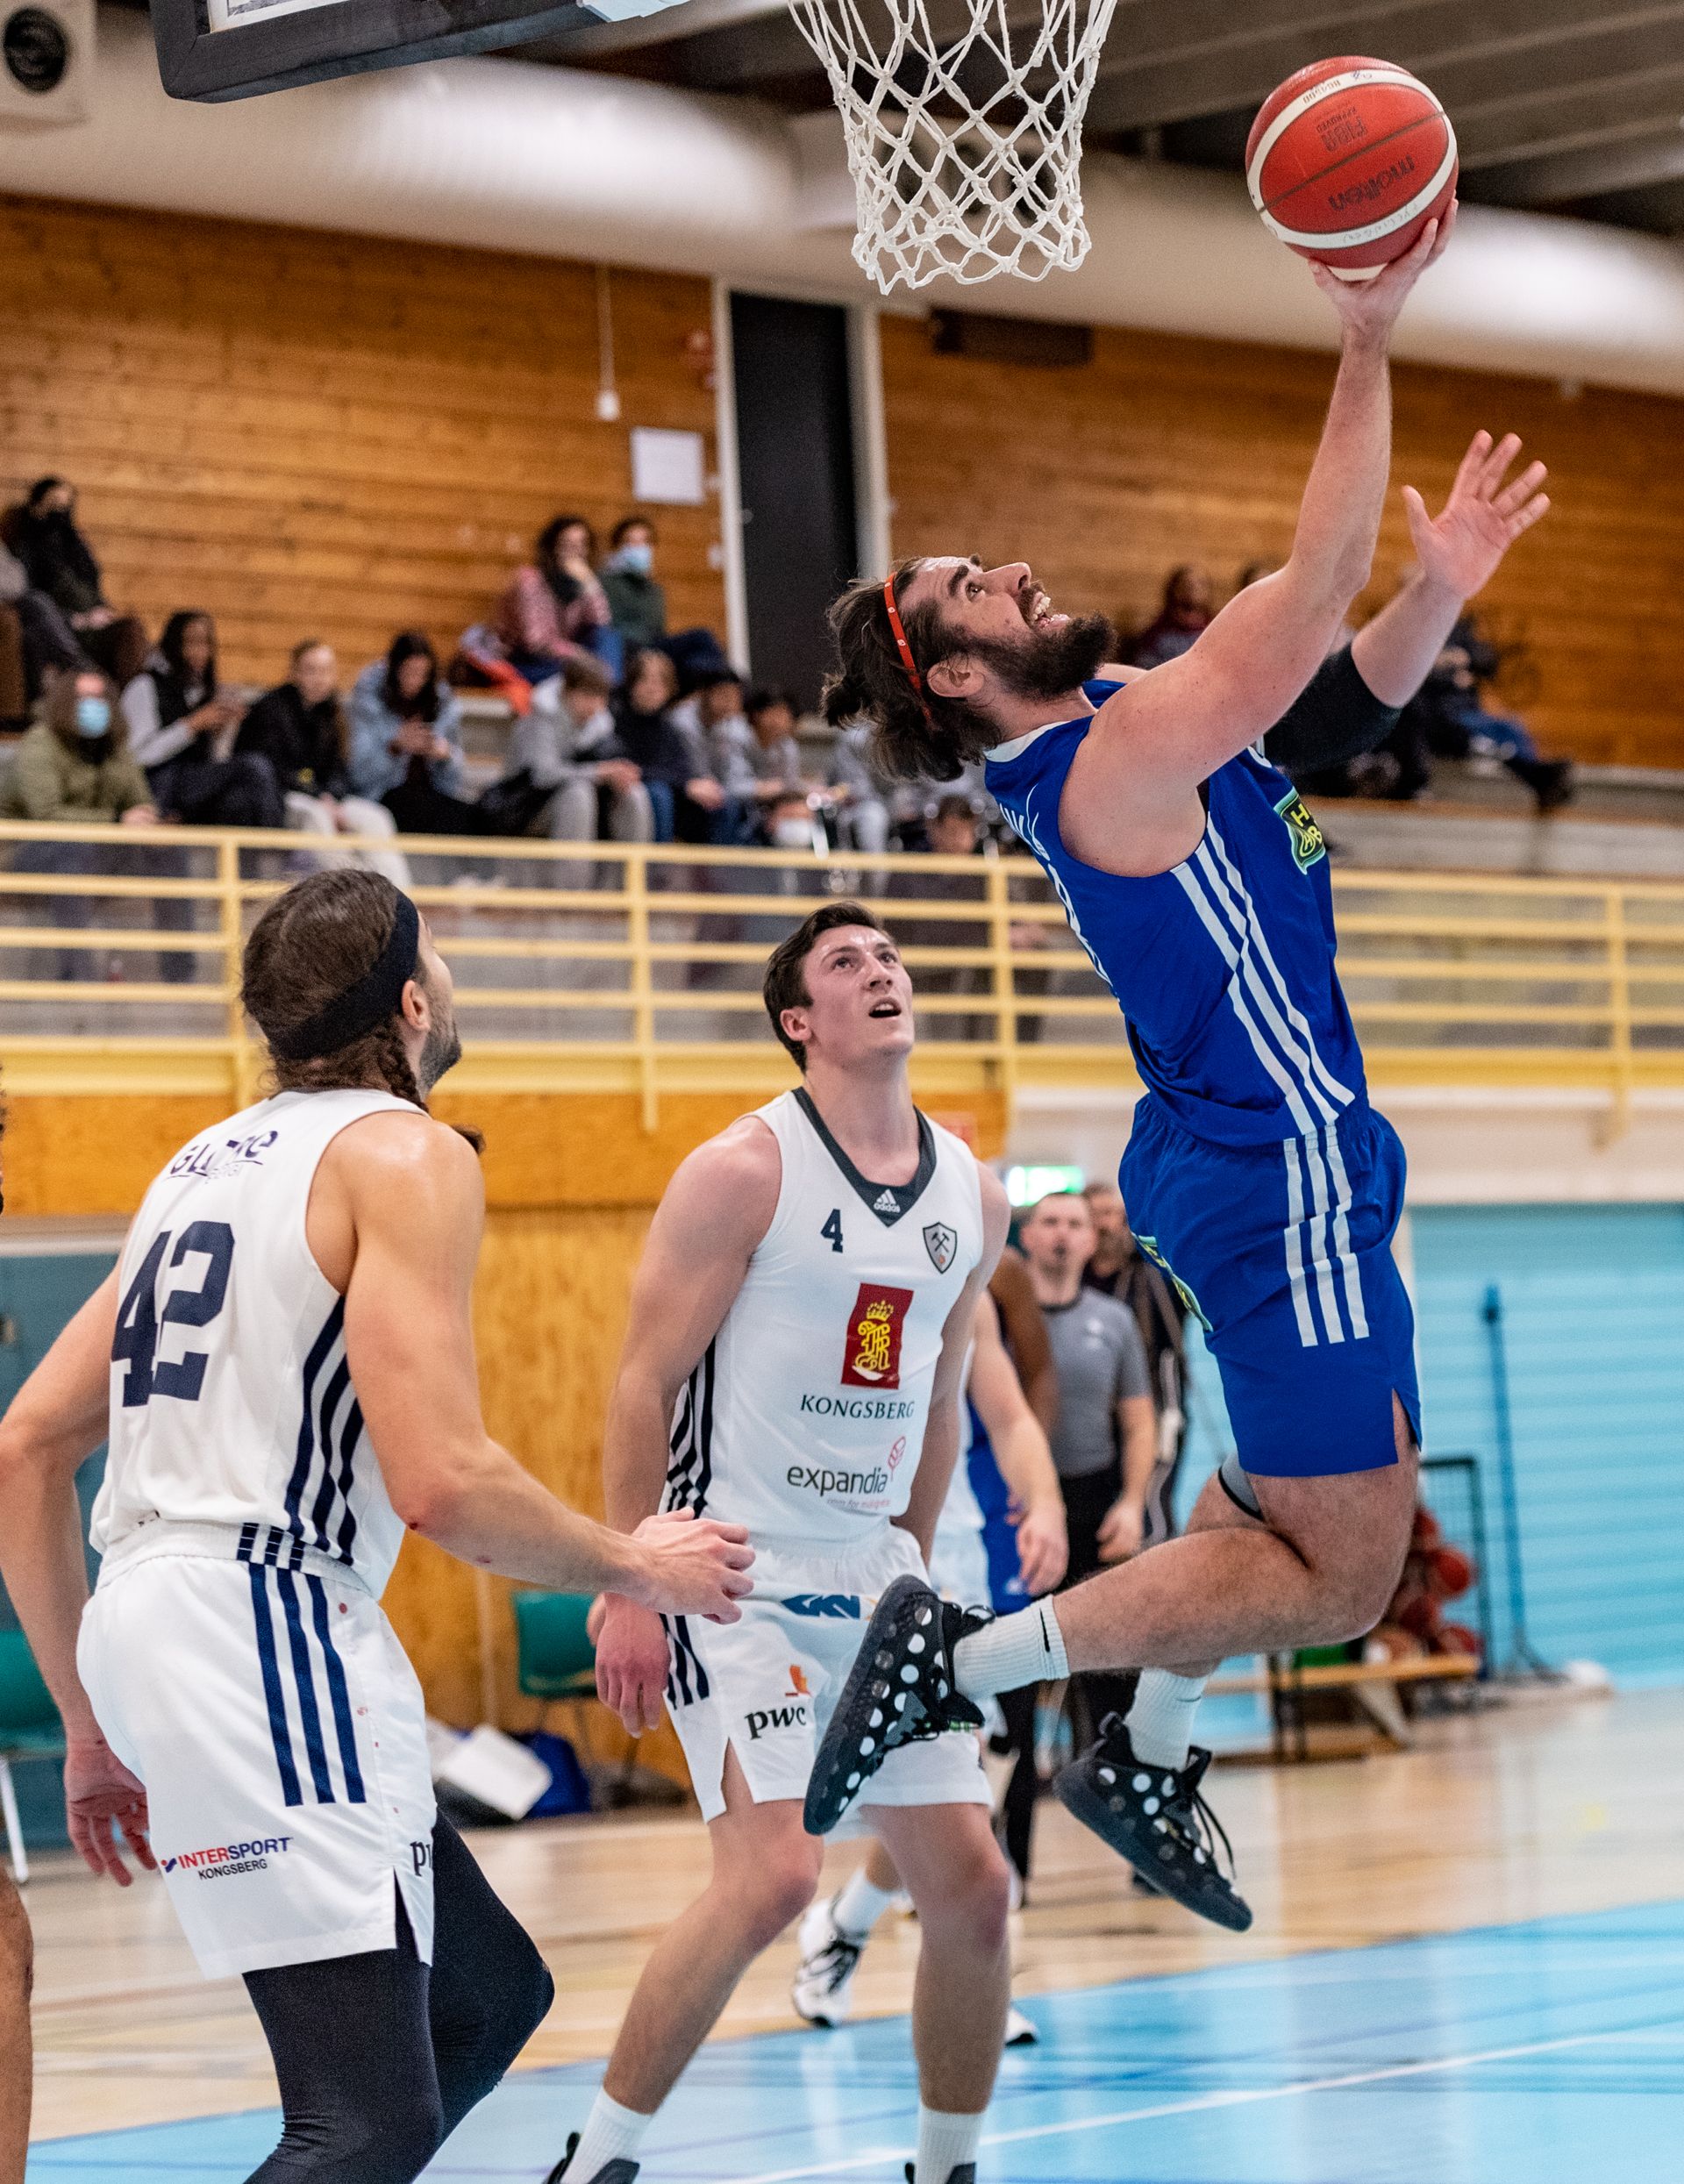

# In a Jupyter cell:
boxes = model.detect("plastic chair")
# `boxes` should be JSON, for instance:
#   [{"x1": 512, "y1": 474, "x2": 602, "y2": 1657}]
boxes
[
  {"x1": 0, "y1": 1630, "x2": 65, "y2": 1885},
  {"x1": 512, "y1": 1591, "x2": 601, "y2": 1763}
]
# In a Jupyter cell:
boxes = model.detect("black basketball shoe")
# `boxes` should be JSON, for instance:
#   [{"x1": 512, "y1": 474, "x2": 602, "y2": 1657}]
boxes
[
  {"x1": 1053, "y1": 1716, "x2": 1252, "y2": 1932},
  {"x1": 803, "y1": 1576, "x2": 987, "y2": 1836},
  {"x1": 546, "y1": 2136, "x2": 640, "y2": 2184},
  {"x1": 905, "y1": 2166, "x2": 976, "y2": 2183}
]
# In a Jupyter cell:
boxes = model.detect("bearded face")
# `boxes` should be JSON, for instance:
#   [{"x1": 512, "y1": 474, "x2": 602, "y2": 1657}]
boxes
[{"x1": 961, "y1": 610, "x2": 1117, "y2": 710}]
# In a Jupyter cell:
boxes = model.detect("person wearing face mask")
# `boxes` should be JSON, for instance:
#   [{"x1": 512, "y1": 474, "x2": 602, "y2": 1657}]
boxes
[
  {"x1": 1, "y1": 479, "x2": 148, "y2": 690},
  {"x1": 3, "y1": 668, "x2": 158, "y2": 976},
  {"x1": 239, "y1": 640, "x2": 411, "y2": 887},
  {"x1": 599, "y1": 517, "x2": 667, "y2": 654}
]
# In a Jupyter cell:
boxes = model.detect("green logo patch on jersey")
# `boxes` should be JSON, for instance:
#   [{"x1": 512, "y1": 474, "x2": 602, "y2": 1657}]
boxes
[{"x1": 1274, "y1": 789, "x2": 1326, "y2": 873}]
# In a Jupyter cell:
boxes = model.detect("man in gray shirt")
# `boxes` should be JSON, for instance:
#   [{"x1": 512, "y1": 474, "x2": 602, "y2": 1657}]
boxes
[{"x1": 1020, "y1": 1189, "x2": 1157, "y2": 1731}]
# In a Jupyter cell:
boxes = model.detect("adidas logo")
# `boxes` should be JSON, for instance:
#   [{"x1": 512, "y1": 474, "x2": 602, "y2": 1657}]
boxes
[{"x1": 874, "y1": 1189, "x2": 899, "y2": 1213}]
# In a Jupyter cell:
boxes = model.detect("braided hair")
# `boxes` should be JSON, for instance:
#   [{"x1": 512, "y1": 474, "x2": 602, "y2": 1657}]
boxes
[{"x1": 240, "y1": 869, "x2": 430, "y2": 1111}]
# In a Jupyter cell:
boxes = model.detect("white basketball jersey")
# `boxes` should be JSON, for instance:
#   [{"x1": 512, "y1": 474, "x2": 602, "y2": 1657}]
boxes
[
  {"x1": 91, "y1": 1088, "x2": 420, "y2": 1595},
  {"x1": 666, "y1": 1088, "x2": 984, "y2": 1547}
]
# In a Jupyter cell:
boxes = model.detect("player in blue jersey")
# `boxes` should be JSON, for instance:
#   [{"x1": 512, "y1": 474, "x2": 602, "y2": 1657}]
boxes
[{"x1": 802, "y1": 213, "x2": 1552, "y2": 1931}]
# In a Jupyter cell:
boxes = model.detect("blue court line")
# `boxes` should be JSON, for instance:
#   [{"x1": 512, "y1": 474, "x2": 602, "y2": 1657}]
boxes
[{"x1": 34, "y1": 1897, "x2": 1684, "y2": 2180}]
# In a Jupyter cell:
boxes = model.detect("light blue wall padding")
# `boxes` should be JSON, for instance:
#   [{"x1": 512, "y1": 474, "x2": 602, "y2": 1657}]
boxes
[
  {"x1": 0, "y1": 1250, "x2": 115, "y2": 1846},
  {"x1": 1409, "y1": 1203, "x2": 1684, "y2": 1684},
  {"x1": 1169, "y1": 1203, "x2": 1684, "y2": 1686}
]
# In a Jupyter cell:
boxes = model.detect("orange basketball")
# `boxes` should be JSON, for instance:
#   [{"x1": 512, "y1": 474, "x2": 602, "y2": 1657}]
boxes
[{"x1": 1246, "y1": 56, "x2": 1458, "y2": 281}]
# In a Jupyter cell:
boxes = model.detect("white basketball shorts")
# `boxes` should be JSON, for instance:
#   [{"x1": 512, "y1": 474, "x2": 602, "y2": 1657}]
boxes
[
  {"x1": 663, "y1": 1522, "x2": 992, "y2": 1828},
  {"x1": 78, "y1": 1524, "x2": 436, "y2": 1980}
]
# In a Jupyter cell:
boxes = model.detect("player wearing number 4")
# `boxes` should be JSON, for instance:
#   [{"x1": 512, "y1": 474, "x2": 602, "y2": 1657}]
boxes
[
  {"x1": 552, "y1": 903, "x2": 1017, "y2": 2184},
  {"x1": 0, "y1": 870, "x2": 753, "y2": 2184},
  {"x1": 810, "y1": 212, "x2": 1553, "y2": 1924}
]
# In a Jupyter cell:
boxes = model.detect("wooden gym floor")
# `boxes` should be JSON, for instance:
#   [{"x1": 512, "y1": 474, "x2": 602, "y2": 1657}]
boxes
[{"x1": 21, "y1": 1686, "x2": 1684, "y2": 2177}]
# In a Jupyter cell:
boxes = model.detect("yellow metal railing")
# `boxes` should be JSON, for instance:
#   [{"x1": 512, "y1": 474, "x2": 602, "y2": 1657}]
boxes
[{"x1": 5, "y1": 819, "x2": 1684, "y2": 1124}]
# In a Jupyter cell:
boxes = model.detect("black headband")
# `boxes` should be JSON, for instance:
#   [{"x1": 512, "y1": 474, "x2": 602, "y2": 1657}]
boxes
[{"x1": 265, "y1": 892, "x2": 422, "y2": 1061}]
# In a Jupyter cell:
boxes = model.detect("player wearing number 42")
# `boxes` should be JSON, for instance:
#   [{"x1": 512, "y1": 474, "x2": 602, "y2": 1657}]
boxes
[
  {"x1": 0, "y1": 870, "x2": 753, "y2": 2184},
  {"x1": 810, "y1": 213, "x2": 1552, "y2": 1925}
]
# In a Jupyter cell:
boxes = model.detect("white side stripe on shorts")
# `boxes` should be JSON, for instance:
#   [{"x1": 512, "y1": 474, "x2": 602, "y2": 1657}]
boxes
[{"x1": 1282, "y1": 1129, "x2": 1368, "y2": 1348}]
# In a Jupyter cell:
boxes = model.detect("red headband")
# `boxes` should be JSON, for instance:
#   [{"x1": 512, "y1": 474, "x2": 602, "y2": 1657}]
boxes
[{"x1": 882, "y1": 575, "x2": 935, "y2": 725}]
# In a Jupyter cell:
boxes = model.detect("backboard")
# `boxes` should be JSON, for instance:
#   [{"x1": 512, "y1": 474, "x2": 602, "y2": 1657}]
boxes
[{"x1": 151, "y1": 0, "x2": 691, "y2": 102}]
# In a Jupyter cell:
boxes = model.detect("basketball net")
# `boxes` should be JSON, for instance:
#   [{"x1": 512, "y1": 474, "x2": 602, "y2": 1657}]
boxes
[{"x1": 787, "y1": 0, "x2": 1122, "y2": 292}]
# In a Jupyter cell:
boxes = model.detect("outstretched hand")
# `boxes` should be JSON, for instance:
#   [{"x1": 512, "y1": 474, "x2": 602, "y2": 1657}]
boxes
[
  {"x1": 63, "y1": 1735, "x2": 156, "y2": 1887},
  {"x1": 1402, "y1": 429, "x2": 1552, "y2": 599},
  {"x1": 1311, "y1": 201, "x2": 1455, "y2": 343}
]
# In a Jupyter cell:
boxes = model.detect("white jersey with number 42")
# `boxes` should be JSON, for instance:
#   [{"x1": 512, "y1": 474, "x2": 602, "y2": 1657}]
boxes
[
  {"x1": 664, "y1": 1088, "x2": 984, "y2": 1548},
  {"x1": 91, "y1": 1088, "x2": 418, "y2": 1594}
]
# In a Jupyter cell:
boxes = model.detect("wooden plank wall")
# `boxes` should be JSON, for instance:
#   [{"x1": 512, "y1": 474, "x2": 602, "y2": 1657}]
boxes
[
  {"x1": 881, "y1": 315, "x2": 1684, "y2": 771},
  {"x1": 0, "y1": 196, "x2": 726, "y2": 686}
]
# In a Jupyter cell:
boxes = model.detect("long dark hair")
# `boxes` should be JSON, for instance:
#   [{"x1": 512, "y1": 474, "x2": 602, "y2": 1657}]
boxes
[
  {"x1": 150, "y1": 610, "x2": 218, "y2": 728},
  {"x1": 822, "y1": 560, "x2": 985, "y2": 786},
  {"x1": 536, "y1": 514, "x2": 596, "y2": 609},
  {"x1": 381, "y1": 630, "x2": 440, "y2": 724},
  {"x1": 241, "y1": 870, "x2": 429, "y2": 1110}
]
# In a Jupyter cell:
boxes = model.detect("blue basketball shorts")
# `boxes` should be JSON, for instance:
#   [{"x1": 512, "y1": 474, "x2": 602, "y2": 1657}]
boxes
[{"x1": 1120, "y1": 1097, "x2": 1420, "y2": 1480}]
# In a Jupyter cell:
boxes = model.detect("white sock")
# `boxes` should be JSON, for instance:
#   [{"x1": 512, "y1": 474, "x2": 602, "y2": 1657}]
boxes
[
  {"x1": 916, "y1": 2104, "x2": 985, "y2": 2182},
  {"x1": 953, "y1": 1597, "x2": 1067, "y2": 1702},
  {"x1": 570, "y1": 2089, "x2": 653, "y2": 2180},
  {"x1": 1125, "y1": 1669, "x2": 1207, "y2": 1769},
  {"x1": 831, "y1": 1866, "x2": 898, "y2": 1940}
]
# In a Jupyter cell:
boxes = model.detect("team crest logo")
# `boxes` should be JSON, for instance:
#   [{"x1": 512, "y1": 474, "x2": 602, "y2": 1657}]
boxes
[
  {"x1": 840, "y1": 1281, "x2": 913, "y2": 1388},
  {"x1": 923, "y1": 1221, "x2": 958, "y2": 1273},
  {"x1": 1134, "y1": 1233, "x2": 1213, "y2": 1333},
  {"x1": 1274, "y1": 789, "x2": 1326, "y2": 873}
]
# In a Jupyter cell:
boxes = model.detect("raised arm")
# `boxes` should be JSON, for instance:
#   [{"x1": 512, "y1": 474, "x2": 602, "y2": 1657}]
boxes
[
  {"x1": 1267, "y1": 431, "x2": 1551, "y2": 774},
  {"x1": 333, "y1": 1114, "x2": 753, "y2": 1617},
  {"x1": 592, "y1": 1120, "x2": 781, "y2": 1733},
  {"x1": 1067, "y1": 217, "x2": 1452, "y2": 871},
  {"x1": 896, "y1": 1166, "x2": 1012, "y2": 1560},
  {"x1": 0, "y1": 1272, "x2": 156, "y2": 1884},
  {"x1": 967, "y1": 1288, "x2": 1067, "y2": 1595}
]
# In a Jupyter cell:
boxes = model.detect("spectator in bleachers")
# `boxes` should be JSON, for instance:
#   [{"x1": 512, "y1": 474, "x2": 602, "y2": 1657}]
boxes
[
  {"x1": 238, "y1": 640, "x2": 409, "y2": 885},
  {"x1": 610, "y1": 646, "x2": 727, "y2": 844},
  {"x1": 0, "y1": 480, "x2": 145, "y2": 691},
  {"x1": 497, "y1": 655, "x2": 653, "y2": 845},
  {"x1": 1402, "y1": 613, "x2": 1573, "y2": 814},
  {"x1": 122, "y1": 611, "x2": 283, "y2": 830},
  {"x1": 0, "y1": 546, "x2": 25, "y2": 732},
  {"x1": 4, "y1": 478, "x2": 106, "y2": 632},
  {"x1": 1128, "y1": 563, "x2": 1213, "y2": 669},
  {"x1": 827, "y1": 717, "x2": 893, "y2": 855},
  {"x1": 671, "y1": 667, "x2": 749, "y2": 782},
  {"x1": 496, "y1": 515, "x2": 617, "y2": 687},
  {"x1": 3, "y1": 668, "x2": 158, "y2": 977},
  {"x1": 2, "y1": 668, "x2": 153, "y2": 828},
  {"x1": 600, "y1": 516, "x2": 667, "y2": 654},
  {"x1": 349, "y1": 630, "x2": 485, "y2": 837}
]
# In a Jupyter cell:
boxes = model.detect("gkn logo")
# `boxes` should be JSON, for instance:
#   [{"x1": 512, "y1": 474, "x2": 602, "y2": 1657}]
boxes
[
  {"x1": 783, "y1": 1594, "x2": 861, "y2": 1619},
  {"x1": 163, "y1": 1835, "x2": 291, "y2": 1880}
]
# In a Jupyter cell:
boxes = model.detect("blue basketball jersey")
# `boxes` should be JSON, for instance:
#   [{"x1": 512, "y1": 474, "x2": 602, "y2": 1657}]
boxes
[{"x1": 985, "y1": 679, "x2": 1368, "y2": 1147}]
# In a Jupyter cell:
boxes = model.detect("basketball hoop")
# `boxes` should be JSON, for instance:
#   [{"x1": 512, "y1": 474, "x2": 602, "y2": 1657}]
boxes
[{"x1": 787, "y1": 0, "x2": 1122, "y2": 293}]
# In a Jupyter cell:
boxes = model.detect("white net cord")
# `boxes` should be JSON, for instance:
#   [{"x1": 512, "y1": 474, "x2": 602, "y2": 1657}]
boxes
[{"x1": 787, "y1": 0, "x2": 1122, "y2": 292}]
